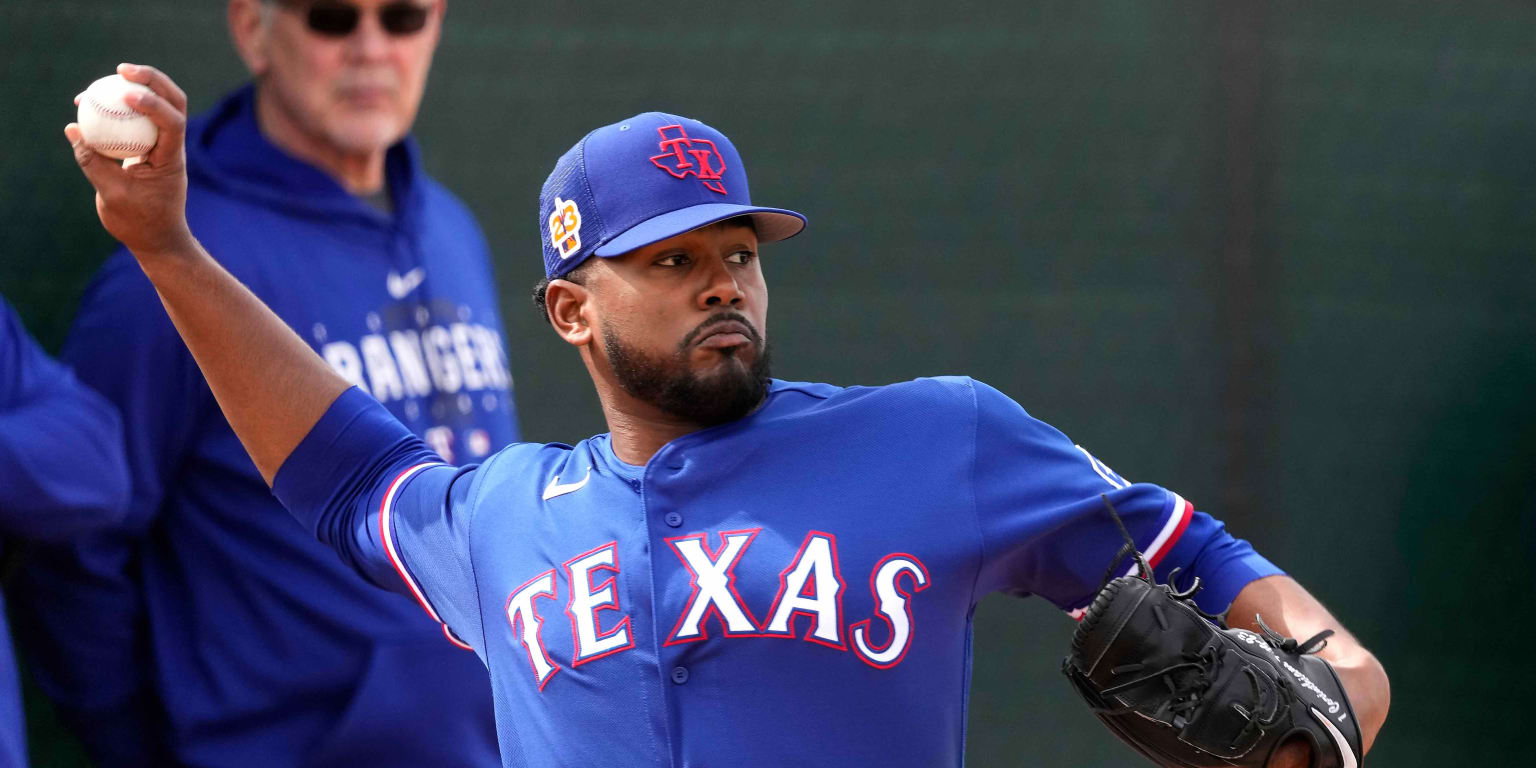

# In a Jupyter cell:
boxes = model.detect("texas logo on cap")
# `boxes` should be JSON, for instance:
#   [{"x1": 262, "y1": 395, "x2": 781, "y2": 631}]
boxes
[
  {"x1": 536, "y1": 111, "x2": 807, "y2": 279},
  {"x1": 548, "y1": 196, "x2": 582, "y2": 260},
  {"x1": 650, "y1": 125, "x2": 728, "y2": 194}
]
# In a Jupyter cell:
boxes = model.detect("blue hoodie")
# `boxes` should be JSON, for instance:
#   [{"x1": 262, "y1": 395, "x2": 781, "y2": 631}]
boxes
[
  {"x1": 0, "y1": 296, "x2": 129, "y2": 767},
  {"x1": 15, "y1": 86, "x2": 517, "y2": 767}
]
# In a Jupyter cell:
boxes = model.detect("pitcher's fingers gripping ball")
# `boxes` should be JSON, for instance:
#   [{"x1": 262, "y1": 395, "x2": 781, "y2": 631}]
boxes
[
  {"x1": 77, "y1": 74, "x2": 159, "y2": 161},
  {"x1": 1063, "y1": 498, "x2": 1364, "y2": 768},
  {"x1": 66, "y1": 63, "x2": 192, "y2": 258}
]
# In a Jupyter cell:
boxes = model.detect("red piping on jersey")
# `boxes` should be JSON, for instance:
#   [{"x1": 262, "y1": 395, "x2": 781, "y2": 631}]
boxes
[
  {"x1": 1147, "y1": 497, "x2": 1194, "y2": 569},
  {"x1": 378, "y1": 462, "x2": 473, "y2": 650},
  {"x1": 379, "y1": 462, "x2": 447, "y2": 623},
  {"x1": 1069, "y1": 493, "x2": 1196, "y2": 622}
]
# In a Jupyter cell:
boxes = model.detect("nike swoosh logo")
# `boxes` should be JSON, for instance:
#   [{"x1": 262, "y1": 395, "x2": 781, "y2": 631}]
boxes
[
  {"x1": 386, "y1": 267, "x2": 426, "y2": 299},
  {"x1": 542, "y1": 469, "x2": 592, "y2": 501},
  {"x1": 1310, "y1": 707, "x2": 1358, "y2": 768}
]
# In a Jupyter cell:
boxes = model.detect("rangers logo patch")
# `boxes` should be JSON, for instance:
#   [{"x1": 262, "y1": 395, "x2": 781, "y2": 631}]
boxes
[
  {"x1": 548, "y1": 197, "x2": 583, "y2": 260},
  {"x1": 650, "y1": 125, "x2": 728, "y2": 194}
]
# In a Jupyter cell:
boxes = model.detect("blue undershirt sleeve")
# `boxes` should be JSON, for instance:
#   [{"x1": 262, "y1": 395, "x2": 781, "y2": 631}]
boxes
[
  {"x1": 967, "y1": 378, "x2": 1282, "y2": 617},
  {"x1": 272, "y1": 387, "x2": 484, "y2": 653}
]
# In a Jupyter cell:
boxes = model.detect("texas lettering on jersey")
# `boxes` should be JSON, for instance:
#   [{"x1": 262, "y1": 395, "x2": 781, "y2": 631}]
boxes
[{"x1": 504, "y1": 530, "x2": 932, "y2": 691}]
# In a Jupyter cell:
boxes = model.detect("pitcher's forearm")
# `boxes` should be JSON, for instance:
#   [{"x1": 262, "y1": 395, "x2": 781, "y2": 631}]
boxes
[
  {"x1": 62, "y1": 63, "x2": 346, "y2": 484},
  {"x1": 1229, "y1": 575, "x2": 1390, "y2": 753},
  {"x1": 137, "y1": 241, "x2": 350, "y2": 484}
]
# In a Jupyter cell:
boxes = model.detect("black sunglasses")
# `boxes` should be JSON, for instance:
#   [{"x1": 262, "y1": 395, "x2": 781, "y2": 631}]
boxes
[{"x1": 277, "y1": 1, "x2": 432, "y2": 38}]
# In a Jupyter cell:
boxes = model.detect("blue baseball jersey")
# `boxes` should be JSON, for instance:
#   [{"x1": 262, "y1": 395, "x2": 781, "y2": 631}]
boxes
[{"x1": 275, "y1": 377, "x2": 1280, "y2": 767}]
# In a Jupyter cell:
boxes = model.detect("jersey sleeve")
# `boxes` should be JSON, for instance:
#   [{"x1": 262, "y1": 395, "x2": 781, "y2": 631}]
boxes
[
  {"x1": 271, "y1": 387, "x2": 485, "y2": 652},
  {"x1": 967, "y1": 378, "x2": 1283, "y2": 616},
  {"x1": 0, "y1": 297, "x2": 129, "y2": 536},
  {"x1": 9, "y1": 255, "x2": 206, "y2": 767}
]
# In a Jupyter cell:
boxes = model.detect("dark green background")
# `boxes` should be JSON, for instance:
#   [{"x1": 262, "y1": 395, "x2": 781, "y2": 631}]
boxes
[{"x1": 4, "y1": 1, "x2": 1532, "y2": 765}]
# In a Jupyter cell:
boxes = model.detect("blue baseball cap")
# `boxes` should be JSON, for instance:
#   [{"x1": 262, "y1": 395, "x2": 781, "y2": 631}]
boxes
[{"x1": 539, "y1": 112, "x2": 807, "y2": 278}]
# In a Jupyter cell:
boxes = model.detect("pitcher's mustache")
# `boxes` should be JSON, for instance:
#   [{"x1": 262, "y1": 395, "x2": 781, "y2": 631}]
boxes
[{"x1": 680, "y1": 312, "x2": 761, "y2": 349}]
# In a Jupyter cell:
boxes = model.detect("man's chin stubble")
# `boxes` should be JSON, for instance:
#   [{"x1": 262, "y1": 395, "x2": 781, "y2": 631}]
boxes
[{"x1": 604, "y1": 330, "x2": 772, "y2": 427}]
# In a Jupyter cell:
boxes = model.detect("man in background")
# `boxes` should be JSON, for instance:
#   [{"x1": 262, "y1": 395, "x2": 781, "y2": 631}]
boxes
[
  {"x1": 0, "y1": 295, "x2": 129, "y2": 768},
  {"x1": 15, "y1": 1, "x2": 515, "y2": 765}
]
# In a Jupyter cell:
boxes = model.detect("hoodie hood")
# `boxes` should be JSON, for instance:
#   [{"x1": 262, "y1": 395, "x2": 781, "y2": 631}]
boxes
[{"x1": 185, "y1": 84, "x2": 425, "y2": 232}]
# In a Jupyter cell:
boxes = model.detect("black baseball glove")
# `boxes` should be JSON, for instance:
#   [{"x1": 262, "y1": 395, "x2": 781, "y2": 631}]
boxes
[{"x1": 1061, "y1": 500, "x2": 1363, "y2": 768}]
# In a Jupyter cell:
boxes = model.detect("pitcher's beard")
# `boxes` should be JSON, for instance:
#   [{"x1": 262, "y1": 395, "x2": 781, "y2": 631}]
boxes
[{"x1": 603, "y1": 326, "x2": 772, "y2": 427}]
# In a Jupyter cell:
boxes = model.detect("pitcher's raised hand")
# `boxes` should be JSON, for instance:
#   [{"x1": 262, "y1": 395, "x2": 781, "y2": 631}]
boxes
[{"x1": 67, "y1": 62, "x2": 193, "y2": 258}]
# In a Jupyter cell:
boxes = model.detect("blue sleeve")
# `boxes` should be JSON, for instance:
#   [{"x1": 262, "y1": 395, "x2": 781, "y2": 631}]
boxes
[
  {"x1": 0, "y1": 298, "x2": 129, "y2": 536},
  {"x1": 968, "y1": 378, "x2": 1282, "y2": 616},
  {"x1": 273, "y1": 387, "x2": 484, "y2": 652},
  {"x1": 10, "y1": 255, "x2": 205, "y2": 766}
]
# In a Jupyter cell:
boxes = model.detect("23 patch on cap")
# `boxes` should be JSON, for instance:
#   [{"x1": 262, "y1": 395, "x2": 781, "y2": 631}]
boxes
[{"x1": 549, "y1": 197, "x2": 583, "y2": 259}]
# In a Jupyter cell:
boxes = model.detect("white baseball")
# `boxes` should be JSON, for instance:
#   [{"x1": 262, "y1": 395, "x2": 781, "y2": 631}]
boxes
[{"x1": 77, "y1": 75, "x2": 159, "y2": 160}]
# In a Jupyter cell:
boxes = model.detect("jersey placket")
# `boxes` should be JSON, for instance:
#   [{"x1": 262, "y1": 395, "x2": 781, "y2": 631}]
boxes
[{"x1": 642, "y1": 440, "x2": 713, "y2": 768}]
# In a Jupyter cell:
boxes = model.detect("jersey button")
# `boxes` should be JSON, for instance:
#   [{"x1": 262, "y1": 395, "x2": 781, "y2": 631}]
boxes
[
  {"x1": 670, "y1": 666, "x2": 690, "y2": 685},
  {"x1": 664, "y1": 512, "x2": 683, "y2": 528}
]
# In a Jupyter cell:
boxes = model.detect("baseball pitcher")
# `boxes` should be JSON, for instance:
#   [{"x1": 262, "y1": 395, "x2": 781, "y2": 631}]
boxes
[{"x1": 62, "y1": 63, "x2": 1389, "y2": 768}]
